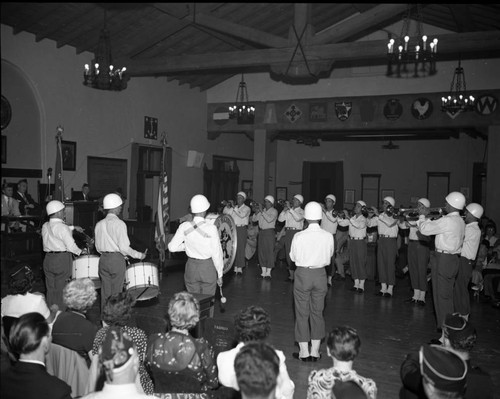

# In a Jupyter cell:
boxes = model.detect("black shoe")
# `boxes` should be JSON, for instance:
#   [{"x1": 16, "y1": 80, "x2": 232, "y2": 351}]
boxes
[
  {"x1": 383, "y1": 292, "x2": 393, "y2": 298},
  {"x1": 310, "y1": 354, "x2": 321, "y2": 362},
  {"x1": 292, "y1": 352, "x2": 310, "y2": 362},
  {"x1": 404, "y1": 297, "x2": 418, "y2": 304},
  {"x1": 375, "y1": 291, "x2": 385, "y2": 297},
  {"x1": 429, "y1": 338, "x2": 442, "y2": 345},
  {"x1": 417, "y1": 300, "x2": 426, "y2": 307},
  {"x1": 356, "y1": 288, "x2": 364, "y2": 294},
  {"x1": 349, "y1": 287, "x2": 358, "y2": 292}
]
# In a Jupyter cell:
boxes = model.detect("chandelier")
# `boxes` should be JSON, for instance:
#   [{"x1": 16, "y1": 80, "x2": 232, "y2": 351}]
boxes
[
  {"x1": 441, "y1": 59, "x2": 475, "y2": 115},
  {"x1": 228, "y1": 74, "x2": 255, "y2": 125},
  {"x1": 386, "y1": 4, "x2": 437, "y2": 78},
  {"x1": 83, "y1": 11, "x2": 127, "y2": 91}
]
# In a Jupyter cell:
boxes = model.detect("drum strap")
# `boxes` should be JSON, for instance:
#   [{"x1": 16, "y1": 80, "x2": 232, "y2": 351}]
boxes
[{"x1": 185, "y1": 221, "x2": 210, "y2": 238}]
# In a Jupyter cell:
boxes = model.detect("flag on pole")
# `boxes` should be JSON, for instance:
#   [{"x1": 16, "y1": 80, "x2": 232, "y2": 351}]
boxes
[
  {"x1": 155, "y1": 133, "x2": 170, "y2": 262},
  {"x1": 53, "y1": 126, "x2": 65, "y2": 202}
]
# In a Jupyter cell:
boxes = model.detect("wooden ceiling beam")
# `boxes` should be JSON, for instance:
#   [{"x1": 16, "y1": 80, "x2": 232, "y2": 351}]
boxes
[
  {"x1": 122, "y1": 31, "x2": 500, "y2": 76},
  {"x1": 35, "y1": 6, "x2": 94, "y2": 42},
  {"x1": 312, "y1": 3, "x2": 408, "y2": 45},
  {"x1": 192, "y1": 12, "x2": 289, "y2": 48},
  {"x1": 448, "y1": 4, "x2": 477, "y2": 32}
]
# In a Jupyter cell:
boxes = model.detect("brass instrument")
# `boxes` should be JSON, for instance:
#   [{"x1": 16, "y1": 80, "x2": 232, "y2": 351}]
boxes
[
  {"x1": 250, "y1": 201, "x2": 263, "y2": 213},
  {"x1": 221, "y1": 200, "x2": 235, "y2": 208},
  {"x1": 277, "y1": 199, "x2": 291, "y2": 210},
  {"x1": 401, "y1": 207, "x2": 444, "y2": 221}
]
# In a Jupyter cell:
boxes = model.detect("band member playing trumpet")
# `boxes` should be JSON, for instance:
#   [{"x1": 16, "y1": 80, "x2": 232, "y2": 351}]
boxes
[
  {"x1": 368, "y1": 196, "x2": 399, "y2": 298},
  {"x1": 338, "y1": 200, "x2": 368, "y2": 293},
  {"x1": 252, "y1": 195, "x2": 278, "y2": 278},
  {"x1": 168, "y1": 194, "x2": 223, "y2": 297},
  {"x1": 278, "y1": 194, "x2": 305, "y2": 282},
  {"x1": 454, "y1": 203, "x2": 484, "y2": 319},
  {"x1": 417, "y1": 192, "x2": 466, "y2": 331},
  {"x1": 321, "y1": 194, "x2": 339, "y2": 287},
  {"x1": 223, "y1": 191, "x2": 251, "y2": 275},
  {"x1": 402, "y1": 198, "x2": 431, "y2": 306}
]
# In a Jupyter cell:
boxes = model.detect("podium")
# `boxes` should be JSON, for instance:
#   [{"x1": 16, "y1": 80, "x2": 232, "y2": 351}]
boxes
[{"x1": 64, "y1": 201, "x2": 99, "y2": 236}]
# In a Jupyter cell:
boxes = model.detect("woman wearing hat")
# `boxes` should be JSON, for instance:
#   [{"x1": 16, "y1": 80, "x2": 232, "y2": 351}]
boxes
[
  {"x1": 252, "y1": 195, "x2": 278, "y2": 278},
  {"x1": 223, "y1": 191, "x2": 251, "y2": 274}
]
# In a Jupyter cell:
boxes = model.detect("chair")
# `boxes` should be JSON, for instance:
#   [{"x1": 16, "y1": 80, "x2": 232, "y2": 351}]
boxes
[
  {"x1": 46, "y1": 343, "x2": 91, "y2": 398},
  {"x1": 332, "y1": 380, "x2": 368, "y2": 399}
]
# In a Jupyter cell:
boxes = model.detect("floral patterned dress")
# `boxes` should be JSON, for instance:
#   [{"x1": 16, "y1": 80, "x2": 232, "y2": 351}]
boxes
[{"x1": 307, "y1": 367, "x2": 377, "y2": 399}]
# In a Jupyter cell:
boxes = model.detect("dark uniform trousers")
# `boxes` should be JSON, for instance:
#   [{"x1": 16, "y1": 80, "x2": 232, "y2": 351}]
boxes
[
  {"x1": 348, "y1": 239, "x2": 367, "y2": 280},
  {"x1": 185, "y1": 257, "x2": 217, "y2": 296},
  {"x1": 430, "y1": 251, "x2": 459, "y2": 328},
  {"x1": 258, "y1": 229, "x2": 275, "y2": 269},
  {"x1": 377, "y1": 236, "x2": 398, "y2": 285},
  {"x1": 454, "y1": 256, "x2": 474, "y2": 316},
  {"x1": 99, "y1": 252, "x2": 126, "y2": 309},
  {"x1": 284, "y1": 230, "x2": 299, "y2": 270},
  {"x1": 235, "y1": 226, "x2": 247, "y2": 268},
  {"x1": 408, "y1": 240, "x2": 430, "y2": 291},
  {"x1": 294, "y1": 267, "x2": 327, "y2": 342},
  {"x1": 43, "y1": 252, "x2": 73, "y2": 309},
  {"x1": 326, "y1": 233, "x2": 337, "y2": 277}
]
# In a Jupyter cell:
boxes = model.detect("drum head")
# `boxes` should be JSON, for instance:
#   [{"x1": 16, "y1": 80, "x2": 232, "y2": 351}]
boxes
[{"x1": 214, "y1": 214, "x2": 237, "y2": 274}]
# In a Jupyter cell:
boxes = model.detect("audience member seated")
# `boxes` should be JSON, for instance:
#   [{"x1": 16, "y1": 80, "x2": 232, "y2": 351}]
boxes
[
  {"x1": 145, "y1": 291, "x2": 218, "y2": 394},
  {"x1": 91, "y1": 292, "x2": 154, "y2": 394},
  {"x1": 400, "y1": 344, "x2": 467, "y2": 399},
  {"x1": 80, "y1": 326, "x2": 149, "y2": 398},
  {"x1": 0, "y1": 312, "x2": 72, "y2": 399},
  {"x1": 51, "y1": 278, "x2": 98, "y2": 364},
  {"x1": 1, "y1": 182, "x2": 21, "y2": 232},
  {"x1": 307, "y1": 326, "x2": 377, "y2": 399},
  {"x1": 72, "y1": 183, "x2": 92, "y2": 201},
  {"x1": 14, "y1": 179, "x2": 41, "y2": 216},
  {"x1": 234, "y1": 342, "x2": 280, "y2": 399},
  {"x1": 217, "y1": 305, "x2": 294, "y2": 399}
]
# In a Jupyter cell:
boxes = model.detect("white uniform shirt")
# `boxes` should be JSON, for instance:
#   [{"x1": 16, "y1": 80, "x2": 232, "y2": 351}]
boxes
[
  {"x1": 290, "y1": 224, "x2": 334, "y2": 268},
  {"x1": 252, "y1": 207, "x2": 278, "y2": 229},
  {"x1": 278, "y1": 207, "x2": 305, "y2": 230},
  {"x1": 338, "y1": 214, "x2": 367, "y2": 239},
  {"x1": 407, "y1": 220, "x2": 420, "y2": 240},
  {"x1": 321, "y1": 209, "x2": 338, "y2": 235},
  {"x1": 168, "y1": 216, "x2": 224, "y2": 278},
  {"x1": 94, "y1": 213, "x2": 143, "y2": 259},
  {"x1": 42, "y1": 218, "x2": 82, "y2": 255},
  {"x1": 80, "y1": 382, "x2": 150, "y2": 399},
  {"x1": 1, "y1": 292, "x2": 51, "y2": 318},
  {"x1": 223, "y1": 204, "x2": 251, "y2": 227},
  {"x1": 367, "y1": 213, "x2": 398, "y2": 237},
  {"x1": 461, "y1": 221, "x2": 481, "y2": 260},
  {"x1": 417, "y1": 212, "x2": 465, "y2": 254}
]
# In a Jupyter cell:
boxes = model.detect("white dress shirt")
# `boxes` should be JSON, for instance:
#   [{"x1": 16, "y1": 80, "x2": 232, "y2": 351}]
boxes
[
  {"x1": 42, "y1": 218, "x2": 82, "y2": 255},
  {"x1": 223, "y1": 204, "x2": 251, "y2": 227},
  {"x1": 278, "y1": 207, "x2": 305, "y2": 229},
  {"x1": 461, "y1": 221, "x2": 481, "y2": 260},
  {"x1": 290, "y1": 224, "x2": 334, "y2": 268},
  {"x1": 417, "y1": 212, "x2": 465, "y2": 254},
  {"x1": 80, "y1": 382, "x2": 150, "y2": 399},
  {"x1": 321, "y1": 209, "x2": 338, "y2": 235},
  {"x1": 368, "y1": 213, "x2": 398, "y2": 237},
  {"x1": 168, "y1": 216, "x2": 224, "y2": 278},
  {"x1": 252, "y1": 207, "x2": 278, "y2": 229},
  {"x1": 94, "y1": 213, "x2": 143, "y2": 259},
  {"x1": 1, "y1": 292, "x2": 51, "y2": 318},
  {"x1": 338, "y1": 214, "x2": 367, "y2": 239}
]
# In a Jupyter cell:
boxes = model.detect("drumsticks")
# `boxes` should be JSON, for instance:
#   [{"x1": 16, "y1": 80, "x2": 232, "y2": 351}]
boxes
[{"x1": 219, "y1": 285, "x2": 227, "y2": 304}]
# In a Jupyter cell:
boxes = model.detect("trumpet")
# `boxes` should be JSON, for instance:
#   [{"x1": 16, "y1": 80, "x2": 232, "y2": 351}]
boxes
[
  {"x1": 278, "y1": 199, "x2": 291, "y2": 209},
  {"x1": 221, "y1": 200, "x2": 234, "y2": 208},
  {"x1": 250, "y1": 201, "x2": 263, "y2": 212},
  {"x1": 399, "y1": 207, "x2": 443, "y2": 215}
]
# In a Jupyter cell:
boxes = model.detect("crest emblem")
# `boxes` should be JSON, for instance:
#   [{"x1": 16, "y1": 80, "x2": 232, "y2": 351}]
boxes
[
  {"x1": 475, "y1": 95, "x2": 498, "y2": 116},
  {"x1": 335, "y1": 102, "x2": 352, "y2": 121},
  {"x1": 284, "y1": 104, "x2": 302, "y2": 123},
  {"x1": 411, "y1": 98, "x2": 433, "y2": 120},
  {"x1": 383, "y1": 99, "x2": 403, "y2": 121}
]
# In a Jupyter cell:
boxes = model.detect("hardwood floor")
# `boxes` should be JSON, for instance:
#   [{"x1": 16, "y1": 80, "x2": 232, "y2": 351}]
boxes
[{"x1": 2, "y1": 257, "x2": 499, "y2": 398}]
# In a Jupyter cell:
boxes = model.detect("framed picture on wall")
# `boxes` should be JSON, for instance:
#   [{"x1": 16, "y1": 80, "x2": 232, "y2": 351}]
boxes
[
  {"x1": 276, "y1": 187, "x2": 287, "y2": 201},
  {"x1": 242, "y1": 180, "x2": 253, "y2": 199},
  {"x1": 345, "y1": 189, "x2": 355, "y2": 205},
  {"x1": 61, "y1": 140, "x2": 76, "y2": 171}
]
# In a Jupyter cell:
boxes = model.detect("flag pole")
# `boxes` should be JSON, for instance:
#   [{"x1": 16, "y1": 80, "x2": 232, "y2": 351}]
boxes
[
  {"x1": 155, "y1": 132, "x2": 169, "y2": 276},
  {"x1": 54, "y1": 125, "x2": 66, "y2": 202}
]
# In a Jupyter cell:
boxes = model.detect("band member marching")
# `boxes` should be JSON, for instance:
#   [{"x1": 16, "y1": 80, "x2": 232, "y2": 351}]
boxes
[{"x1": 252, "y1": 195, "x2": 278, "y2": 279}]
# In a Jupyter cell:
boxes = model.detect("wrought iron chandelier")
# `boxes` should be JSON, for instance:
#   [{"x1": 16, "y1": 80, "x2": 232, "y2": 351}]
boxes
[
  {"x1": 83, "y1": 11, "x2": 127, "y2": 91},
  {"x1": 441, "y1": 59, "x2": 475, "y2": 115},
  {"x1": 228, "y1": 74, "x2": 255, "y2": 125},
  {"x1": 386, "y1": 4, "x2": 437, "y2": 78}
]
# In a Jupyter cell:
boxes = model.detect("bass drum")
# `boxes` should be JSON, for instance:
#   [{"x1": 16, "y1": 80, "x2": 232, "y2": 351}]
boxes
[
  {"x1": 72, "y1": 255, "x2": 101, "y2": 289},
  {"x1": 125, "y1": 262, "x2": 159, "y2": 301},
  {"x1": 214, "y1": 214, "x2": 237, "y2": 274}
]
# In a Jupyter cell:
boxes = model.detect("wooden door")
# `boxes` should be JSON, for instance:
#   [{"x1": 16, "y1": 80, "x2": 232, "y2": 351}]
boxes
[{"x1": 302, "y1": 161, "x2": 344, "y2": 209}]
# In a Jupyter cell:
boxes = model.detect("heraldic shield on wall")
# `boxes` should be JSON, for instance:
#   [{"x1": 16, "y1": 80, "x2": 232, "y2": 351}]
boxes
[{"x1": 335, "y1": 101, "x2": 352, "y2": 121}]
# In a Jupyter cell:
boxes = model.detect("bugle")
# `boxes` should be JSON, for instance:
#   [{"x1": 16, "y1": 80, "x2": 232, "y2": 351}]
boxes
[{"x1": 221, "y1": 199, "x2": 234, "y2": 208}]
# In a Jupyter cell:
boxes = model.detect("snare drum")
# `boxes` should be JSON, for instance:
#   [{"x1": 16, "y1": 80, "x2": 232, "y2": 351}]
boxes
[
  {"x1": 72, "y1": 255, "x2": 101, "y2": 289},
  {"x1": 125, "y1": 262, "x2": 159, "y2": 301}
]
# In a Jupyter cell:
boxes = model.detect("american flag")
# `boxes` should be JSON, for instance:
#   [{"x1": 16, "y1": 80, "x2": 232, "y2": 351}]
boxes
[
  {"x1": 53, "y1": 126, "x2": 65, "y2": 201},
  {"x1": 155, "y1": 134, "x2": 169, "y2": 262}
]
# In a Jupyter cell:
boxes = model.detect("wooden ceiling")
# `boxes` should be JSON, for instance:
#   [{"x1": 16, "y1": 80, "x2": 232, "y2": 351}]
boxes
[{"x1": 2, "y1": 3, "x2": 500, "y2": 92}]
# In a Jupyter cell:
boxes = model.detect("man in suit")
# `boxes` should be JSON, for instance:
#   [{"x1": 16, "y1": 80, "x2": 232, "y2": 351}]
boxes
[
  {"x1": 1, "y1": 183, "x2": 21, "y2": 232},
  {"x1": 14, "y1": 179, "x2": 40, "y2": 215},
  {"x1": 72, "y1": 183, "x2": 91, "y2": 201},
  {"x1": 0, "y1": 312, "x2": 72, "y2": 399}
]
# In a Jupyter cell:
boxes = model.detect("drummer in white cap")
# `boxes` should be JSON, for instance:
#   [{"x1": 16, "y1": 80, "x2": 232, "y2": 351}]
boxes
[
  {"x1": 252, "y1": 195, "x2": 279, "y2": 278},
  {"x1": 223, "y1": 191, "x2": 251, "y2": 275},
  {"x1": 168, "y1": 194, "x2": 223, "y2": 297},
  {"x1": 41, "y1": 200, "x2": 84, "y2": 308},
  {"x1": 278, "y1": 194, "x2": 305, "y2": 282},
  {"x1": 94, "y1": 193, "x2": 146, "y2": 309}
]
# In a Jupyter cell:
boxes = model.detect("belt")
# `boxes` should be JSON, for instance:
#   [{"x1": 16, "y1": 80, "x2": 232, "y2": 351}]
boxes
[
  {"x1": 436, "y1": 249, "x2": 458, "y2": 255},
  {"x1": 101, "y1": 251, "x2": 119, "y2": 254},
  {"x1": 299, "y1": 266, "x2": 325, "y2": 269},
  {"x1": 409, "y1": 239, "x2": 420, "y2": 242},
  {"x1": 46, "y1": 251, "x2": 68, "y2": 253},
  {"x1": 460, "y1": 255, "x2": 473, "y2": 262},
  {"x1": 379, "y1": 234, "x2": 397, "y2": 238},
  {"x1": 286, "y1": 227, "x2": 300, "y2": 231},
  {"x1": 236, "y1": 225, "x2": 247, "y2": 228},
  {"x1": 350, "y1": 236, "x2": 365, "y2": 240}
]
